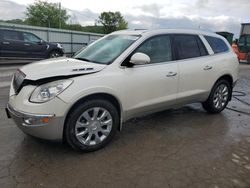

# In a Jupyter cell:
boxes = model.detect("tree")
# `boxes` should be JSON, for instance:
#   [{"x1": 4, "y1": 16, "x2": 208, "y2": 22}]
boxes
[
  {"x1": 25, "y1": 0, "x2": 70, "y2": 28},
  {"x1": 98, "y1": 11, "x2": 128, "y2": 34},
  {"x1": 2, "y1": 19, "x2": 26, "y2": 25}
]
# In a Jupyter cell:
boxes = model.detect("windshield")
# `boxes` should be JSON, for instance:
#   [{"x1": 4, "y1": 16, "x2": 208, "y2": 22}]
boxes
[
  {"x1": 238, "y1": 36, "x2": 245, "y2": 46},
  {"x1": 239, "y1": 35, "x2": 250, "y2": 46},
  {"x1": 73, "y1": 34, "x2": 140, "y2": 64}
]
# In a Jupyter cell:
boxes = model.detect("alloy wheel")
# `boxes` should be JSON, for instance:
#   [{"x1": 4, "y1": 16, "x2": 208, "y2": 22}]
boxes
[
  {"x1": 74, "y1": 107, "x2": 113, "y2": 146},
  {"x1": 50, "y1": 52, "x2": 60, "y2": 58},
  {"x1": 213, "y1": 83, "x2": 229, "y2": 110}
]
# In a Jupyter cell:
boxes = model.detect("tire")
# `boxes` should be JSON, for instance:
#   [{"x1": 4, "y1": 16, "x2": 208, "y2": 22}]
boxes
[
  {"x1": 65, "y1": 99, "x2": 119, "y2": 152},
  {"x1": 202, "y1": 79, "x2": 232, "y2": 113},
  {"x1": 49, "y1": 50, "x2": 62, "y2": 58}
]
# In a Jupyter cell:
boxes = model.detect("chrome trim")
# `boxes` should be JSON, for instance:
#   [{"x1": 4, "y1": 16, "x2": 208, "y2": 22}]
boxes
[{"x1": 75, "y1": 107, "x2": 113, "y2": 146}]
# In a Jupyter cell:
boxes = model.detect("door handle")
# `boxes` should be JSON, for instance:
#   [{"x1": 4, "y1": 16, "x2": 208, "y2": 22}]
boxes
[
  {"x1": 204, "y1": 65, "x2": 212, "y2": 70},
  {"x1": 166, "y1": 72, "x2": 177, "y2": 77},
  {"x1": 2, "y1": 41, "x2": 10, "y2": 45},
  {"x1": 24, "y1": 43, "x2": 31, "y2": 46}
]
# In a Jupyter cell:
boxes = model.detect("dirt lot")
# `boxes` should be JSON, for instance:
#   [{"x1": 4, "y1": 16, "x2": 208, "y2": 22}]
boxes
[{"x1": 0, "y1": 63, "x2": 250, "y2": 188}]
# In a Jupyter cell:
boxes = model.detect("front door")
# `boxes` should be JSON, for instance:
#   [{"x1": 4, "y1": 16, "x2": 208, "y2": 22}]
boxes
[
  {"x1": 22, "y1": 32, "x2": 47, "y2": 58},
  {"x1": 122, "y1": 35, "x2": 179, "y2": 118}
]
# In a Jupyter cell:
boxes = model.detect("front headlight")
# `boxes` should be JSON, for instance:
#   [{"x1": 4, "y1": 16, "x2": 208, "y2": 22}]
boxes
[
  {"x1": 30, "y1": 79, "x2": 73, "y2": 103},
  {"x1": 57, "y1": 43, "x2": 63, "y2": 49}
]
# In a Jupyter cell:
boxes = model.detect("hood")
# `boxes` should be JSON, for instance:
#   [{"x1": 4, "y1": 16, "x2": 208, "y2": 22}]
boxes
[{"x1": 20, "y1": 57, "x2": 107, "y2": 80}]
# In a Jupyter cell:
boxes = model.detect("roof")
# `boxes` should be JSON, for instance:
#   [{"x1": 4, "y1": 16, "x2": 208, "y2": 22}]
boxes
[{"x1": 112, "y1": 28, "x2": 221, "y2": 38}]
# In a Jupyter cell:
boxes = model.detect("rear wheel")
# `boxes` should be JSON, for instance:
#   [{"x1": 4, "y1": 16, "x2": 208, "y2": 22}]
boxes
[
  {"x1": 202, "y1": 79, "x2": 231, "y2": 113},
  {"x1": 65, "y1": 99, "x2": 119, "y2": 152}
]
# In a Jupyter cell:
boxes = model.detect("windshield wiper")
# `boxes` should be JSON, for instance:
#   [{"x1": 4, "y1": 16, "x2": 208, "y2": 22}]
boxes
[{"x1": 75, "y1": 57, "x2": 91, "y2": 62}]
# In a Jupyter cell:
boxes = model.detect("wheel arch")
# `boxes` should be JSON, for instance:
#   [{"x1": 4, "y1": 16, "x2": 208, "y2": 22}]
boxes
[
  {"x1": 63, "y1": 93, "x2": 123, "y2": 141},
  {"x1": 48, "y1": 48, "x2": 63, "y2": 58}
]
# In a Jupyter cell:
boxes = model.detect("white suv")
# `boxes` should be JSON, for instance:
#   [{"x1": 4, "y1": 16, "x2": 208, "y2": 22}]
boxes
[{"x1": 6, "y1": 29, "x2": 239, "y2": 152}]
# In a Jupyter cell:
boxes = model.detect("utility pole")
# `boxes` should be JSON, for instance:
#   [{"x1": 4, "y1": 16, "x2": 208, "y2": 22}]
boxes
[{"x1": 59, "y1": 2, "x2": 61, "y2": 29}]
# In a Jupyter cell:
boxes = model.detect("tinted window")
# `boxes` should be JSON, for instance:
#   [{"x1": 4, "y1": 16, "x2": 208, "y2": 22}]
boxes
[
  {"x1": 23, "y1": 33, "x2": 40, "y2": 43},
  {"x1": 238, "y1": 36, "x2": 245, "y2": 46},
  {"x1": 205, "y1": 36, "x2": 229, "y2": 54},
  {"x1": 246, "y1": 36, "x2": 250, "y2": 47},
  {"x1": 134, "y1": 35, "x2": 172, "y2": 64},
  {"x1": 3, "y1": 31, "x2": 22, "y2": 41},
  {"x1": 174, "y1": 35, "x2": 202, "y2": 60}
]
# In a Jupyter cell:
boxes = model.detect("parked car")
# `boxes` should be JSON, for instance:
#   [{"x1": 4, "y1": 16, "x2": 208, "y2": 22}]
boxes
[
  {"x1": 0, "y1": 29, "x2": 64, "y2": 58},
  {"x1": 6, "y1": 29, "x2": 239, "y2": 152}
]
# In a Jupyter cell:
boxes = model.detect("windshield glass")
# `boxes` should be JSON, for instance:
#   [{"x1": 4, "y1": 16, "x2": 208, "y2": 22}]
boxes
[
  {"x1": 238, "y1": 36, "x2": 245, "y2": 46},
  {"x1": 73, "y1": 34, "x2": 140, "y2": 64},
  {"x1": 246, "y1": 36, "x2": 250, "y2": 46}
]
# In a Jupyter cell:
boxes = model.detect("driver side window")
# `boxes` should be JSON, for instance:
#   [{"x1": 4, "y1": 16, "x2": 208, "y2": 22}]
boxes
[
  {"x1": 23, "y1": 33, "x2": 40, "y2": 44},
  {"x1": 134, "y1": 35, "x2": 172, "y2": 64}
]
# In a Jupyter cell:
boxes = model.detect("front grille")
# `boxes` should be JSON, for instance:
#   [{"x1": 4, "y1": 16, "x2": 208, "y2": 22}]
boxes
[{"x1": 13, "y1": 69, "x2": 26, "y2": 94}]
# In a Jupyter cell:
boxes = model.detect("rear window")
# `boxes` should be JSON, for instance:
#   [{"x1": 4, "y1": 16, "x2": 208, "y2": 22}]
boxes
[
  {"x1": 205, "y1": 36, "x2": 229, "y2": 54},
  {"x1": 174, "y1": 34, "x2": 207, "y2": 60},
  {"x1": 2, "y1": 30, "x2": 22, "y2": 41}
]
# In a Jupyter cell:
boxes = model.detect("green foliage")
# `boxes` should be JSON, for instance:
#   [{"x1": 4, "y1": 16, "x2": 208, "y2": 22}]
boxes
[
  {"x1": 0, "y1": 19, "x2": 26, "y2": 25},
  {"x1": 80, "y1": 26, "x2": 104, "y2": 34},
  {"x1": 64, "y1": 24, "x2": 104, "y2": 34},
  {"x1": 98, "y1": 11, "x2": 128, "y2": 34},
  {"x1": 65, "y1": 23, "x2": 83, "y2": 31},
  {"x1": 25, "y1": 0, "x2": 69, "y2": 28},
  {"x1": 1, "y1": 3, "x2": 128, "y2": 35}
]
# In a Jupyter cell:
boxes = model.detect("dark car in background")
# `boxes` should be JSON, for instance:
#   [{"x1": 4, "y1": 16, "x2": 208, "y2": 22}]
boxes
[{"x1": 0, "y1": 29, "x2": 64, "y2": 59}]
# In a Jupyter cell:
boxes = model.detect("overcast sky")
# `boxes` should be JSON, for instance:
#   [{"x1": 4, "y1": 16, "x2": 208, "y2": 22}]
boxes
[{"x1": 1, "y1": 0, "x2": 249, "y2": 37}]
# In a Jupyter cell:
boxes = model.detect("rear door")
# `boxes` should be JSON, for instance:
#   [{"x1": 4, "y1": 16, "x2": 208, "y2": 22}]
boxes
[
  {"x1": 0, "y1": 30, "x2": 26, "y2": 57},
  {"x1": 202, "y1": 35, "x2": 233, "y2": 87},
  {"x1": 22, "y1": 32, "x2": 47, "y2": 58},
  {"x1": 173, "y1": 34, "x2": 210, "y2": 103}
]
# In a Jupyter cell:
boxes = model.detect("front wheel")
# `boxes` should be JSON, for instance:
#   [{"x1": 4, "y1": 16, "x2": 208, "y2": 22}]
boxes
[
  {"x1": 49, "y1": 50, "x2": 62, "y2": 58},
  {"x1": 202, "y1": 79, "x2": 231, "y2": 113},
  {"x1": 65, "y1": 100, "x2": 119, "y2": 152}
]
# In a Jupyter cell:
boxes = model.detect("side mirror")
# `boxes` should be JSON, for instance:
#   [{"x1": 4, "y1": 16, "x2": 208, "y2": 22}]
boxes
[
  {"x1": 38, "y1": 40, "x2": 44, "y2": 45},
  {"x1": 130, "y1": 52, "x2": 150, "y2": 65}
]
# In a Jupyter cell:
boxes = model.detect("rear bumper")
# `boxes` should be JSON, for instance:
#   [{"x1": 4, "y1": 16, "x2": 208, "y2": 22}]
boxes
[
  {"x1": 239, "y1": 59, "x2": 248, "y2": 63},
  {"x1": 239, "y1": 52, "x2": 250, "y2": 63},
  {"x1": 6, "y1": 103, "x2": 64, "y2": 140}
]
